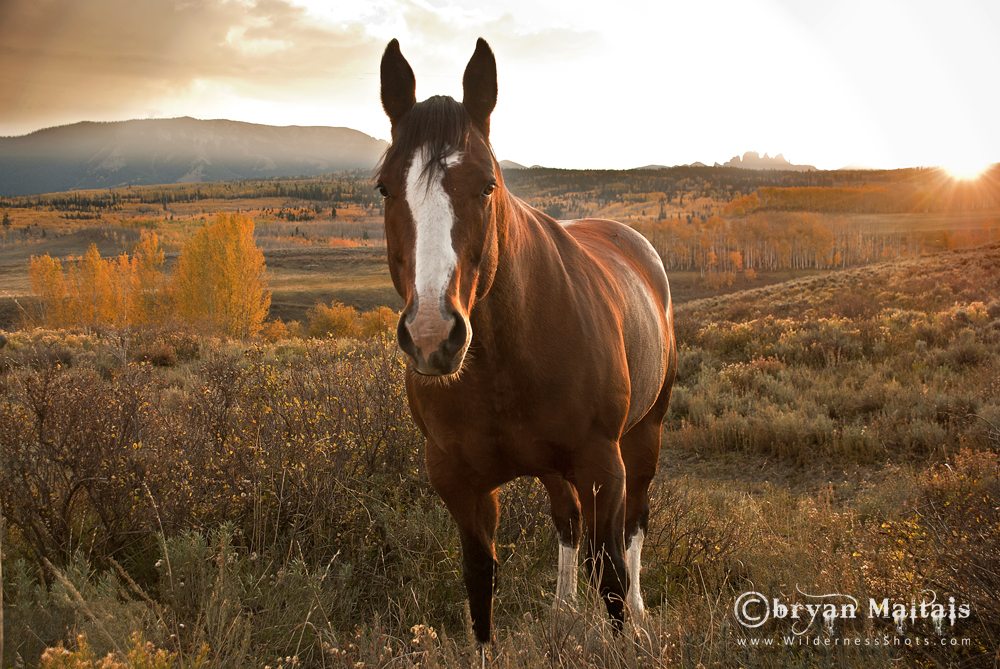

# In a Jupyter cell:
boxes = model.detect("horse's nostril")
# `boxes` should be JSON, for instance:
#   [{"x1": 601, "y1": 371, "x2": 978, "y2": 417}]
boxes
[
  {"x1": 397, "y1": 313, "x2": 417, "y2": 358},
  {"x1": 444, "y1": 314, "x2": 468, "y2": 355}
]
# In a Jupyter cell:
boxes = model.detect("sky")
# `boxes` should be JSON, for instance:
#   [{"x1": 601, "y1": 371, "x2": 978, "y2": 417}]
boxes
[{"x1": 1, "y1": 0, "x2": 998, "y2": 173}]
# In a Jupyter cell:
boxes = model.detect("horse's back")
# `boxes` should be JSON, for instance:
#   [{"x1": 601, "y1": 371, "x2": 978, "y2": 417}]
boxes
[
  {"x1": 560, "y1": 218, "x2": 670, "y2": 307},
  {"x1": 561, "y1": 218, "x2": 673, "y2": 431}
]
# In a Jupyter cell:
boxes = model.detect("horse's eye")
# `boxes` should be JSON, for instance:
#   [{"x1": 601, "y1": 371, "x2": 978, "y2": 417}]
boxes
[
  {"x1": 482, "y1": 182, "x2": 497, "y2": 197},
  {"x1": 376, "y1": 182, "x2": 390, "y2": 199}
]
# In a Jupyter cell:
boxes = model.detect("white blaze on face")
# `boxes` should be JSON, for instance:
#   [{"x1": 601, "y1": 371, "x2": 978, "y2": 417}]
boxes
[{"x1": 405, "y1": 145, "x2": 463, "y2": 319}]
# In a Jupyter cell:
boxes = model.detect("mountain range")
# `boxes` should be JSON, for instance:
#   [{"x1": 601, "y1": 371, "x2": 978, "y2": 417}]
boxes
[
  {"x1": 0, "y1": 117, "x2": 388, "y2": 196},
  {"x1": 717, "y1": 151, "x2": 816, "y2": 172},
  {"x1": 632, "y1": 153, "x2": 818, "y2": 171},
  {"x1": 0, "y1": 117, "x2": 838, "y2": 197}
]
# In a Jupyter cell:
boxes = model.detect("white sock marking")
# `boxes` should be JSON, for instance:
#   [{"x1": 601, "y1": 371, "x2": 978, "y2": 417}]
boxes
[
  {"x1": 555, "y1": 542, "x2": 578, "y2": 604},
  {"x1": 405, "y1": 146, "x2": 462, "y2": 318},
  {"x1": 626, "y1": 529, "x2": 645, "y2": 621}
]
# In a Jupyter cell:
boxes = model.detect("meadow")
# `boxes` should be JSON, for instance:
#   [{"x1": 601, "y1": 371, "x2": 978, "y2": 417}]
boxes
[
  {"x1": 2, "y1": 168, "x2": 999, "y2": 666},
  {"x1": 1, "y1": 241, "x2": 998, "y2": 668},
  {"x1": 3, "y1": 166, "x2": 998, "y2": 330}
]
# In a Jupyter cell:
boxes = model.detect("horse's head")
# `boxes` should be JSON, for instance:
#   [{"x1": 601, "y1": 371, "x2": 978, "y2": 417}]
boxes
[{"x1": 377, "y1": 39, "x2": 502, "y2": 377}]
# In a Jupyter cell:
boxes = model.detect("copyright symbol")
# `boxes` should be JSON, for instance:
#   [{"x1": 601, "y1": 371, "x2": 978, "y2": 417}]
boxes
[{"x1": 734, "y1": 591, "x2": 770, "y2": 628}]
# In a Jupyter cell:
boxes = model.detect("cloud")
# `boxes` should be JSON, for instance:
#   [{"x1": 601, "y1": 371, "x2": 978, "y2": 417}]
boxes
[
  {"x1": 0, "y1": 0, "x2": 598, "y2": 138},
  {"x1": 5, "y1": 0, "x2": 993, "y2": 167},
  {"x1": 0, "y1": 0, "x2": 384, "y2": 134}
]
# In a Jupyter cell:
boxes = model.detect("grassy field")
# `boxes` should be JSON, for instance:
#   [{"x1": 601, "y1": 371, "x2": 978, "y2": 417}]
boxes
[
  {"x1": 0, "y1": 243, "x2": 398, "y2": 331},
  {"x1": 851, "y1": 209, "x2": 1000, "y2": 235},
  {"x1": 0, "y1": 192, "x2": 389, "y2": 330},
  {"x1": 2, "y1": 241, "x2": 998, "y2": 667},
  {"x1": 263, "y1": 247, "x2": 401, "y2": 324},
  {"x1": 3, "y1": 173, "x2": 998, "y2": 329},
  {"x1": 0, "y1": 239, "x2": 833, "y2": 330}
]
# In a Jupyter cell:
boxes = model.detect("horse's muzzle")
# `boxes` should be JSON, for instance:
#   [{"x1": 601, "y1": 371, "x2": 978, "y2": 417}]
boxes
[{"x1": 397, "y1": 308, "x2": 469, "y2": 376}]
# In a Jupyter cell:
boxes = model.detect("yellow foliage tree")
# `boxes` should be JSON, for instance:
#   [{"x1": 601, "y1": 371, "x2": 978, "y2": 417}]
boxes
[
  {"x1": 104, "y1": 253, "x2": 137, "y2": 330},
  {"x1": 28, "y1": 233, "x2": 169, "y2": 331},
  {"x1": 308, "y1": 300, "x2": 359, "y2": 339},
  {"x1": 131, "y1": 230, "x2": 166, "y2": 326},
  {"x1": 359, "y1": 306, "x2": 397, "y2": 338},
  {"x1": 28, "y1": 254, "x2": 68, "y2": 328},
  {"x1": 64, "y1": 244, "x2": 110, "y2": 328},
  {"x1": 259, "y1": 318, "x2": 303, "y2": 342},
  {"x1": 728, "y1": 250, "x2": 743, "y2": 271},
  {"x1": 172, "y1": 212, "x2": 271, "y2": 339}
]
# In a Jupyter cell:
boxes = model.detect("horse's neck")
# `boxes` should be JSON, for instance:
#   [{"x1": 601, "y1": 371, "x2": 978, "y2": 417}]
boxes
[
  {"x1": 492, "y1": 194, "x2": 546, "y2": 286},
  {"x1": 473, "y1": 192, "x2": 573, "y2": 341}
]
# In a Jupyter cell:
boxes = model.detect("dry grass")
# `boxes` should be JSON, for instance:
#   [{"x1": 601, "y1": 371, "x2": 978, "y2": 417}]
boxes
[
  {"x1": 2, "y1": 245, "x2": 999, "y2": 667},
  {"x1": 669, "y1": 243, "x2": 1000, "y2": 465}
]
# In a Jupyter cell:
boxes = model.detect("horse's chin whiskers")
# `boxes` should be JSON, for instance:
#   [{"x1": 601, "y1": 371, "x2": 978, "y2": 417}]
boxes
[
  {"x1": 408, "y1": 340, "x2": 473, "y2": 388},
  {"x1": 410, "y1": 355, "x2": 468, "y2": 387},
  {"x1": 414, "y1": 368, "x2": 463, "y2": 388}
]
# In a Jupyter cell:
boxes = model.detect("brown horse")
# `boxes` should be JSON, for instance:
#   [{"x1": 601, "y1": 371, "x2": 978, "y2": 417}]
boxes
[{"x1": 377, "y1": 38, "x2": 677, "y2": 644}]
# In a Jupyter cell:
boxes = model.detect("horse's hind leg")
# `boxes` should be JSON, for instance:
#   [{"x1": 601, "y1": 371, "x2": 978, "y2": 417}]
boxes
[
  {"x1": 574, "y1": 445, "x2": 629, "y2": 625},
  {"x1": 620, "y1": 382, "x2": 672, "y2": 622},
  {"x1": 540, "y1": 474, "x2": 582, "y2": 605}
]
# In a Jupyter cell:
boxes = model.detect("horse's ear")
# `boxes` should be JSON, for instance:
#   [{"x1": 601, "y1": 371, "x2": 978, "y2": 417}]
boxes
[
  {"x1": 381, "y1": 39, "x2": 416, "y2": 128},
  {"x1": 462, "y1": 38, "x2": 497, "y2": 138}
]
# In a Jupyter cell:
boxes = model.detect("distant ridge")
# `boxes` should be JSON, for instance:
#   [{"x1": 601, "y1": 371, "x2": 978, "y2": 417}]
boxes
[
  {"x1": 499, "y1": 160, "x2": 527, "y2": 170},
  {"x1": 838, "y1": 161, "x2": 880, "y2": 171},
  {"x1": 722, "y1": 151, "x2": 816, "y2": 172},
  {"x1": 0, "y1": 117, "x2": 388, "y2": 196}
]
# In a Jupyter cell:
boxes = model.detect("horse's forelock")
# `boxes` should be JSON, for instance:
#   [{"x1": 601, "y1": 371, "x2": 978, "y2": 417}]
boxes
[{"x1": 377, "y1": 95, "x2": 471, "y2": 185}]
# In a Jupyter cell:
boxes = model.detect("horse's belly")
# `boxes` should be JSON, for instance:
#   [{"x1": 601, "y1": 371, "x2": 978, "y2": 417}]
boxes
[
  {"x1": 563, "y1": 218, "x2": 669, "y2": 431},
  {"x1": 621, "y1": 272, "x2": 667, "y2": 430}
]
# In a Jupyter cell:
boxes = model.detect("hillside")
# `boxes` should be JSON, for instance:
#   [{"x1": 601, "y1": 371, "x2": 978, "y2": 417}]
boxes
[
  {"x1": 0, "y1": 117, "x2": 388, "y2": 196},
  {"x1": 667, "y1": 241, "x2": 1000, "y2": 465},
  {"x1": 675, "y1": 241, "x2": 1000, "y2": 324}
]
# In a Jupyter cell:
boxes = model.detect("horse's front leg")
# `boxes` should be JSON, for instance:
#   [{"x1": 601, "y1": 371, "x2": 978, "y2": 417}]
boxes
[
  {"x1": 456, "y1": 490, "x2": 500, "y2": 644},
  {"x1": 428, "y1": 457, "x2": 500, "y2": 644}
]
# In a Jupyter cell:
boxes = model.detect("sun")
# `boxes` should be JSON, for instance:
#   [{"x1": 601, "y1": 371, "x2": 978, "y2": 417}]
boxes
[{"x1": 942, "y1": 156, "x2": 993, "y2": 181}]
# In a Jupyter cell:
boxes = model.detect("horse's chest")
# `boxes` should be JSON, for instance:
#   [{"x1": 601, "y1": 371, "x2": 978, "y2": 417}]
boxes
[{"x1": 412, "y1": 368, "x2": 616, "y2": 479}]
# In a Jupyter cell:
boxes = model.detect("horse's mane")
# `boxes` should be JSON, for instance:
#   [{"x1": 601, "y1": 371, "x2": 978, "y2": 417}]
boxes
[{"x1": 377, "y1": 95, "x2": 471, "y2": 182}]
